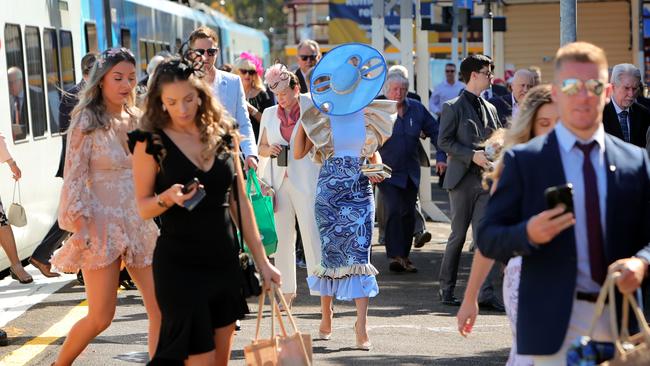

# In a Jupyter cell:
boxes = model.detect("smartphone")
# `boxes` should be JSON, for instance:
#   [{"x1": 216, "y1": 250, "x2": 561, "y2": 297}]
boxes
[
  {"x1": 181, "y1": 178, "x2": 206, "y2": 211},
  {"x1": 544, "y1": 183, "x2": 574, "y2": 214},
  {"x1": 276, "y1": 145, "x2": 289, "y2": 167}
]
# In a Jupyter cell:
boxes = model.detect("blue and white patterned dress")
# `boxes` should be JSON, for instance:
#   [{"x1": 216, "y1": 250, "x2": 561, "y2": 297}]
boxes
[{"x1": 301, "y1": 102, "x2": 396, "y2": 300}]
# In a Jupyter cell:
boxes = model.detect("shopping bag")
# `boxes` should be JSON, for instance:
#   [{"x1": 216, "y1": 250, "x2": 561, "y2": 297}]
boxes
[
  {"x1": 567, "y1": 272, "x2": 650, "y2": 365},
  {"x1": 244, "y1": 285, "x2": 312, "y2": 366},
  {"x1": 245, "y1": 168, "x2": 278, "y2": 255},
  {"x1": 7, "y1": 181, "x2": 26, "y2": 227}
]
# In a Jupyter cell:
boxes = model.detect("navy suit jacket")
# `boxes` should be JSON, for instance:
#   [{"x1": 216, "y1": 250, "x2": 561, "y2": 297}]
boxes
[
  {"x1": 488, "y1": 93, "x2": 512, "y2": 125},
  {"x1": 602, "y1": 101, "x2": 650, "y2": 149},
  {"x1": 379, "y1": 98, "x2": 446, "y2": 189},
  {"x1": 478, "y1": 130, "x2": 650, "y2": 355}
]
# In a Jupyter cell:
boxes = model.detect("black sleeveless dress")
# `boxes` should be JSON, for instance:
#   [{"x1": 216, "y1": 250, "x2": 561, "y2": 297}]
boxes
[{"x1": 128, "y1": 130, "x2": 248, "y2": 365}]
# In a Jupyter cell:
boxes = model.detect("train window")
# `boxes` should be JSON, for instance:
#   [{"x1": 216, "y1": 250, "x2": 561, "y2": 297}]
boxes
[
  {"x1": 5, "y1": 24, "x2": 29, "y2": 141},
  {"x1": 146, "y1": 41, "x2": 155, "y2": 62},
  {"x1": 84, "y1": 23, "x2": 98, "y2": 53},
  {"x1": 60, "y1": 30, "x2": 76, "y2": 91},
  {"x1": 138, "y1": 39, "x2": 148, "y2": 74},
  {"x1": 24, "y1": 26, "x2": 47, "y2": 138},
  {"x1": 43, "y1": 28, "x2": 61, "y2": 134},
  {"x1": 121, "y1": 29, "x2": 131, "y2": 50}
]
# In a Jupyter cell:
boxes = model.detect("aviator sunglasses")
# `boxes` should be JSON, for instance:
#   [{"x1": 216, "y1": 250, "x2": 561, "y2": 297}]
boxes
[
  {"x1": 240, "y1": 69, "x2": 257, "y2": 75},
  {"x1": 560, "y1": 78, "x2": 604, "y2": 96},
  {"x1": 191, "y1": 47, "x2": 219, "y2": 57}
]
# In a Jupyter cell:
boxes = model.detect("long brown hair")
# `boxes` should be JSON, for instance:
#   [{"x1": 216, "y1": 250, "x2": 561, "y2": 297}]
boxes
[
  {"x1": 71, "y1": 48, "x2": 138, "y2": 133},
  {"x1": 140, "y1": 57, "x2": 238, "y2": 160}
]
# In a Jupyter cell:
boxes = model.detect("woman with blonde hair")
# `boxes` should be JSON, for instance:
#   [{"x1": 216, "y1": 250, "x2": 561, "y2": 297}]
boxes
[
  {"x1": 456, "y1": 84, "x2": 558, "y2": 366},
  {"x1": 50, "y1": 48, "x2": 160, "y2": 365},
  {"x1": 130, "y1": 56, "x2": 281, "y2": 365},
  {"x1": 233, "y1": 52, "x2": 274, "y2": 139}
]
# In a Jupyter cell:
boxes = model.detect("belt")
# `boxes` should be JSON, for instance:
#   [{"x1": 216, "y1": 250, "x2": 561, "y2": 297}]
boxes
[{"x1": 576, "y1": 291, "x2": 608, "y2": 304}]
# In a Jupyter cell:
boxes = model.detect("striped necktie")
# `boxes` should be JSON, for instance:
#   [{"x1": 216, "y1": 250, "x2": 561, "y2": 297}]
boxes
[{"x1": 618, "y1": 111, "x2": 630, "y2": 142}]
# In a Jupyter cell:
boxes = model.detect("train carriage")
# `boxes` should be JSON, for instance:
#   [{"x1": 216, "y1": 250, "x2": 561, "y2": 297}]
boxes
[{"x1": 0, "y1": 0, "x2": 269, "y2": 275}]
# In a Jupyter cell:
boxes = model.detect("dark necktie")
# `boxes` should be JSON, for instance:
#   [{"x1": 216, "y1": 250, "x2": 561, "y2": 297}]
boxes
[
  {"x1": 575, "y1": 141, "x2": 607, "y2": 284},
  {"x1": 14, "y1": 97, "x2": 21, "y2": 125},
  {"x1": 618, "y1": 111, "x2": 630, "y2": 142}
]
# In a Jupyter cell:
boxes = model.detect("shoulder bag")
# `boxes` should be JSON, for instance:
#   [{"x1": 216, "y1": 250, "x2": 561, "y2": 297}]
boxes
[{"x1": 7, "y1": 181, "x2": 26, "y2": 227}]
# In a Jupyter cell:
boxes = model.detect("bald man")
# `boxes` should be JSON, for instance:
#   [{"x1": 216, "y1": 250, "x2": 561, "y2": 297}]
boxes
[{"x1": 489, "y1": 69, "x2": 534, "y2": 124}]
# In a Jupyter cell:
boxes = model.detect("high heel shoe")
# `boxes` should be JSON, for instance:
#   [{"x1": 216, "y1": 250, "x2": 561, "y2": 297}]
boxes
[
  {"x1": 318, "y1": 330, "x2": 331, "y2": 340},
  {"x1": 353, "y1": 323, "x2": 372, "y2": 351},
  {"x1": 10, "y1": 266, "x2": 33, "y2": 284}
]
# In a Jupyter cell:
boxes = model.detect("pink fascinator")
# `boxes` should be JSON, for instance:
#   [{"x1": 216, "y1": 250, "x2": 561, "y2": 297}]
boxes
[
  {"x1": 265, "y1": 64, "x2": 291, "y2": 93},
  {"x1": 240, "y1": 52, "x2": 264, "y2": 77}
]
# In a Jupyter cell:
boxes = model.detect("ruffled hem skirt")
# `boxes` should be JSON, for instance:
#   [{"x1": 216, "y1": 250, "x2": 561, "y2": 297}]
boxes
[{"x1": 310, "y1": 156, "x2": 379, "y2": 301}]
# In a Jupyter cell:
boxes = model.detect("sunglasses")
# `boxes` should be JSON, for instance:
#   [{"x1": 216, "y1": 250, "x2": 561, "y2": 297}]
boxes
[
  {"x1": 478, "y1": 70, "x2": 493, "y2": 77},
  {"x1": 240, "y1": 69, "x2": 257, "y2": 75},
  {"x1": 560, "y1": 78, "x2": 604, "y2": 96},
  {"x1": 299, "y1": 54, "x2": 317, "y2": 61},
  {"x1": 191, "y1": 48, "x2": 218, "y2": 57},
  {"x1": 445, "y1": 69, "x2": 455, "y2": 73}
]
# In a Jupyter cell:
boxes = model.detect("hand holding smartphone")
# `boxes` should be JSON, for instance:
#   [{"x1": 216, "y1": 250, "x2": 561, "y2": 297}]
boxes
[
  {"x1": 181, "y1": 177, "x2": 206, "y2": 211},
  {"x1": 544, "y1": 184, "x2": 574, "y2": 214}
]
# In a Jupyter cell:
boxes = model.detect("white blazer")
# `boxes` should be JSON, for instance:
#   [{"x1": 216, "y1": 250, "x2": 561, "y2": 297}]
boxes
[{"x1": 257, "y1": 94, "x2": 320, "y2": 196}]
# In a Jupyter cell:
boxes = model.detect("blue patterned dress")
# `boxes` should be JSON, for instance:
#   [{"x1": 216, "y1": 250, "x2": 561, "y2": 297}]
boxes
[{"x1": 302, "y1": 102, "x2": 396, "y2": 300}]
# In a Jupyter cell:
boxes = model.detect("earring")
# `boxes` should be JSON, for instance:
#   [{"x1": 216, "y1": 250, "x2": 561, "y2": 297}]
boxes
[
  {"x1": 162, "y1": 104, "x2": 167, "y2": 112},
  {"x1": 99, "y1": 83, "x2": 103, "y2": 89}
]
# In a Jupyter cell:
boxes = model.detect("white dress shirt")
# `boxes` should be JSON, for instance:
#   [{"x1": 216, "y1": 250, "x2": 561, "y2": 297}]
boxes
[
  {"x1": 429, "y1": 80, "x2": 465, "y2": 116},
  {"x1": 555, "y1": 122, "x2": 607, "y2": 293}
]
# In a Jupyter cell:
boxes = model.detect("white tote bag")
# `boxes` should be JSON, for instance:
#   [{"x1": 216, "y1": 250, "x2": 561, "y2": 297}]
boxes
[{"x1": 7, "y1": 181, "x2": 26, "y2": 227}]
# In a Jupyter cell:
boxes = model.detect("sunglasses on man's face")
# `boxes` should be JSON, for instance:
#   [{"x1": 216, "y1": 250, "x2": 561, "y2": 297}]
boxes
[
  {"x1": 299, "y1": 54, "x2": 317, "y2": 61},
  {"x1": 192, "y1": 48, "x2": 218, "y2": 57},
  {"x1": 560, "y1": 78, "x2": 604, "y2": 96},
  {"x1": 240, "y1": 69, "x2": 257, "y2": 76},
  {"x1": 445, "y1": 69, "x2": 455, "y2": 73}
]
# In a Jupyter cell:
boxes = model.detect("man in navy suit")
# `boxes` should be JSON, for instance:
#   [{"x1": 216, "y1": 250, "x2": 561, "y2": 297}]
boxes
[
  {"x1": 489, "y1": 69, "x2": 534, "y2": 124},
  {"x1": 379, "y1": 72, "x2": 446, "y2": 273},
  {"x1": 478, "y1": 42, "x2": 650, "y2": 365}
]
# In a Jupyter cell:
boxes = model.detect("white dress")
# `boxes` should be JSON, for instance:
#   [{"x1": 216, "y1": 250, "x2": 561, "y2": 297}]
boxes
[{"x1": 503, "y1": 256, "x2": 534, "y2": 366}]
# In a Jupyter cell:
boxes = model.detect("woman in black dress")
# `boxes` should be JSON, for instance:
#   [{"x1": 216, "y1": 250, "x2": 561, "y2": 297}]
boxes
[
  {"x1": 233, "y1": 53, "x2": 274, "y2": 139},
  {"x1": 130, "y1": 57, "x2": 281, "y2": 366}
]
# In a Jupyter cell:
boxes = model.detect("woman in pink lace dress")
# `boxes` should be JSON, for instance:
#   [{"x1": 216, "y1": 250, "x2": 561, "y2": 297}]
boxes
[
  {"x1": 51, "y1": 48, "x2": 160, "y2": 366},
  {"x1": 456, "y1": 85, "x2": 558, "y2": 366}
]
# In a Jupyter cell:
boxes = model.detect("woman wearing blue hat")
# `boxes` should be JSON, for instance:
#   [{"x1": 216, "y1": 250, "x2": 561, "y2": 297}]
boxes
[{"x1": 294, "y1": 43, "x2": 396, "y2": 350}]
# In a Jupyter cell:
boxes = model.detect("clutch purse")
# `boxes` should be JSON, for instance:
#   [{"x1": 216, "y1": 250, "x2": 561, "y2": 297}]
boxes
[
  {"x1": 7, "y1": 181, "x2": 26, "y2": 227},
  {"x1": 361, "y1": 163, "x2": 392, "y2": 179}
]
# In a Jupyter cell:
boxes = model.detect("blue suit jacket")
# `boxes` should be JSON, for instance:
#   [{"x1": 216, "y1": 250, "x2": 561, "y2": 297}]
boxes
[
  {"x1": 212, "y1": 70, "x2": 258, "y2": 158},
  {"x1": 478, "y1": 130, "x2": 650, "y2": 355},
  {"x1": 379, "y1": 98, "x2": 446, "y2": 189}
]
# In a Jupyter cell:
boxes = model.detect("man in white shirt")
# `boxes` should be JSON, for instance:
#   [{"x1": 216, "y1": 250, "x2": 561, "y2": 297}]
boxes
[
  {"x1": 429, "y1": 63, "x2": 465, "y2": 117},
  {"x1": 188, "y1": 26, "x2": 259, "y2": 170}
]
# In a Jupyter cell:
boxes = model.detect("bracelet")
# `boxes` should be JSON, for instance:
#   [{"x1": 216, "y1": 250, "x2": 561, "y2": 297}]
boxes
[{"x1": 155, "y1": 193, "x2": 169, "y2": 208}]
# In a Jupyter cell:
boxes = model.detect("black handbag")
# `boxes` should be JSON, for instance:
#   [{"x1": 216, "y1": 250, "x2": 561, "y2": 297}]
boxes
[{"x1": 233, "y1": 171, "x2": 263, "y2": 298}]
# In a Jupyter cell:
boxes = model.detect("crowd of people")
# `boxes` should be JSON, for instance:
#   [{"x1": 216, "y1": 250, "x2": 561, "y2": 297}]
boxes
[{"x1": 0, "y1": 23, "x2": 649, "y2": 366}]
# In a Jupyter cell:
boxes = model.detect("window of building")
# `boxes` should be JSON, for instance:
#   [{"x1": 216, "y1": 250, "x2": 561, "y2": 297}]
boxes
[
  {"x1": 155, "y1": 42, "x2": 163, "y2": 54},
  {"x1": 146, "y1": 41, "x2": 155, "y2": 62},
  {"x1": 60, "y1": 30, "x2": 76, "y2": 91},
  {"x1": 5, "y1": 24, "x2": 29, "y2": 141},
  {"x1": 24, "y1": 26, "x2": 47, "y2": 138},
  {"x1": 121, "y1": 28, "x2": 131, "y2": 50},
  {"x1": 85, "y1": 22, "x2": 98, "y2": 53},
  {"x1": 43, "y1": 28, "x2": 61, "y2": 134}
]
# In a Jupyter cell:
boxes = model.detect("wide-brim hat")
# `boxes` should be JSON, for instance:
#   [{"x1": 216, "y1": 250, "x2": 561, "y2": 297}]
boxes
[{"x1": 310, "y1": 43, "x2": 387, "y2": 116}]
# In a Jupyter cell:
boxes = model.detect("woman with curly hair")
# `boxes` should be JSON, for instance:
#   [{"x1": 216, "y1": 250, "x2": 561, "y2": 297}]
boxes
[
  {"x1": 130, "y1": 56, "x2": 281, "y2": 365},
  {"x1": 51, "y1": 48, "x2": 160, "y2": 365},
  {"x1": 456, "y1": 84, "x2": 559, "y2": 366}
]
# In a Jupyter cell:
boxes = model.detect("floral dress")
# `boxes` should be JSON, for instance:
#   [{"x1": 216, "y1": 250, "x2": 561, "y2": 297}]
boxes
[{"x1": 51, "y1": 111, "x2": 158, "y2": 272}]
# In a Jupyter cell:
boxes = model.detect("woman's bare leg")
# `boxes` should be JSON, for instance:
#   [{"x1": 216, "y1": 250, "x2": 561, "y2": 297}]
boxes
[
  {"x1": 213, "y1": 323, "x2": 236, "y2": 366},
  {"x1": 320, "y1": 295, "x2": 333, "y2": 334},
  {"x1": 354, "y1": 297, "x2": 370, "y2": 344},
  {"x1": 0, "y1": 225, "x2": 30, "y2": 279},
  {"x1": 54, "y1": 259, "x2": 121, "y2": 366},
  {"x1": 126, "y1": 265, "x2": 161, "y2": 358}
]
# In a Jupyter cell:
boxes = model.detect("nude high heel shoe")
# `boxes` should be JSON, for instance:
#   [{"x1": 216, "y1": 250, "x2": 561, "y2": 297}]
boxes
[{"x1": 353, "y1": 323, "x2": 371, "y2": 350}]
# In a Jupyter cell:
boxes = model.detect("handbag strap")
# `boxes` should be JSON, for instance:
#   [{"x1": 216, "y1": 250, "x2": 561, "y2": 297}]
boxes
[
  {"x1": 253, "y1": 288, "x2": 266, "y2": 341},
  {"x1": 232, "y1": 168, "x2": 245, "y2": 253},
  {"x1": 246, "y1": 167, "x2": 263, "y2": 198},
  {"x1": 273, "y1": 285, "x2": 311, "y2": 366},
  {"x1": 12, "y1": 181, "x2": 20, "y2": 203}
]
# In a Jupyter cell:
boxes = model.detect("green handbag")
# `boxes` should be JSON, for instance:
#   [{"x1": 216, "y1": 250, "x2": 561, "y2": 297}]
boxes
[{"x1": 244, "y1": 168, "x2": 278, "y2": 256}]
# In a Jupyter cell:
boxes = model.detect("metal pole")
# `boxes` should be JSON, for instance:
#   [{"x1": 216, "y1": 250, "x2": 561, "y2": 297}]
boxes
[
  {"x1": 462, "y1": 23, "x2": 468, "y2": 59},
  {"x1": 482, "y1": 0, "x2": 493, "y2": 57},
  {"x1": 451, "y1": 2, "x2": 459, "y2": 66},
  {"x1": 415, "y1": 0, "x2": 430, "y2": 102},
  {"x1": 371, "y1": 0, "x2": 385, "y2": 52},
  {"x1": 400, "y1": 0, "x2": 414, "y2": 90},
  {"x1": 560, "y1": 0, "x2": 577, "y2": 45}
]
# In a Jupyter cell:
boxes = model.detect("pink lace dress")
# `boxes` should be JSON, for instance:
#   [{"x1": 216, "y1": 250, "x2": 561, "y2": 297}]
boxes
[{"x1": 51, "y1": 112, "x2": 158, "y2": 272}]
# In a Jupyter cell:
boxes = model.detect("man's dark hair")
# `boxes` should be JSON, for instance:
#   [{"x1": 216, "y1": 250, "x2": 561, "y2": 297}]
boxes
[
  {"x1": 445, "y1": 63, "x2": 456, "y2": 69},
  {"x1": 459, "y1": 54, "x2": 493, "y2": 84},
  {"x1": 81, "y1": 52, "x2": 98, "y2": 76}
]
